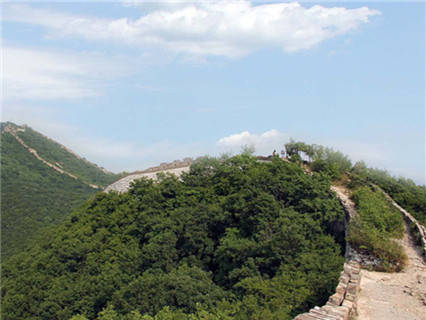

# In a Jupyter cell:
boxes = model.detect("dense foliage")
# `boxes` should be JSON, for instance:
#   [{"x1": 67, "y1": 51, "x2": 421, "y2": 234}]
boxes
[
  {"x1": 2, "y1": 155, "x2": 345, "y2": 320},
  {"x1": 348, "y1": 186, "x2": 406, "y2": 271},
  {"x1": 284, "y1": 140, "x2": 352, "y2": 180},
  {"x1": 0, "y1": 128, "x2": 117, "y2": 260}
]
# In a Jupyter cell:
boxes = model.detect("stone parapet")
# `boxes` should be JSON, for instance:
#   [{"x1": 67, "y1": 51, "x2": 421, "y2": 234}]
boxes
[
  {"x1": 371, "y1": 184, "x2": 426, "y2": 260},
  {"x1": 106, "y1": 155, "x2": 279, "y2": 193},
  {"x1": 294, "y1": 261, "x2": 361, "y2": 320},
  {"x1": 104, "y1": 166, "x2": 191, "y2": 193},
  {"x1": 104, "y1": 158, "x2": 200, "y2": 192},
  {"x1": 294, "y1": 186, "x2": 362, "y2": 320}
]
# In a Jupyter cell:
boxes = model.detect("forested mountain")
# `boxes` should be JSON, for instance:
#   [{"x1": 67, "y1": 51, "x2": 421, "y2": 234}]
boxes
[
  {"x1": 1, "y1": 133, "x2": 424, "y2": 320},
  {"x1": 2, "y1": 155, "x2": 346, "y2": 320},
  {"x1": 1, "y1": 122, "x2": 118, "y2": 260}
]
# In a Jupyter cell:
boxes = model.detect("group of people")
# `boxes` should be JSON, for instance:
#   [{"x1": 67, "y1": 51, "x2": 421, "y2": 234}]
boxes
[{"x1": 272, "y1": 149, "x2": 286, "y2": 158}]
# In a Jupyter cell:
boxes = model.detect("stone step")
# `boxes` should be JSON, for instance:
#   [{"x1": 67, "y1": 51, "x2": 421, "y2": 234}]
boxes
[
  {"x1": 310, "y1": 308, "x2": 342, "y2": 320},
  {"x1": 294, "y1": 314, "x2": 320, "y2": 320},
  {"x1": 320, "y1": 306, "x2": 350, "y2": 319},
  {"x1": 295, "y1": 314, "x2": 337, "y2": 320}
]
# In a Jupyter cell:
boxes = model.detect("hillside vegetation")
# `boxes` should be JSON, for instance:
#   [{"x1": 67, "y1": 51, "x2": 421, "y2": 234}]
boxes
[
  {"x1": 357, "y1": 165, "x2": 425, "y2": 225},
  {"x1": 284, "y1": 140, "x2": 420, "y2": 270},
  {"x1": 1, "y1": 123, "x2": 118, "y2": 260},
  {"x1": 2, "y1": 155, "x2": 346, "y2": 320},
  {"x1": 2, "y1": 135, "x2": 423, "y2": 319},
  {"x1": 348, "y1": 186, "x2": 405, "y2": 271},
  {"x1": 11, "y1": 124, "x2": 116, "y2": 187}
]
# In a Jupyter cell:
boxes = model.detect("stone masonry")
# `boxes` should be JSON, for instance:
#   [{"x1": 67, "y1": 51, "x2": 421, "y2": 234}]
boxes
[
  {"x1": 104, "y1": 166, "x2": 191, "y2": 193},
  {"x1": 293, "y1": 186, "x2": 362, "y2": 320},
  {"x1": 294, "y1": 261, "x2": 361, "y2": 320},
  {"x1": 372, "y1": 184, "x2": 426, "y2": 261}
]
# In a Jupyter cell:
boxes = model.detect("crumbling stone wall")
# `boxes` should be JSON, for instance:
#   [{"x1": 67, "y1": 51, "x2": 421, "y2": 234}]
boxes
[
  {"x1": 294, "y1": 187, "x2": 362, "y2": 320},
  {"x1": 294, "y1": 261, "x2": 361, "y2": 320}
]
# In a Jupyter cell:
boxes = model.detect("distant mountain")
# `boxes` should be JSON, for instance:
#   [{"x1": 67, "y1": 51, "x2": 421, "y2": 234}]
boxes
[{"x1": 1, "y1": 122, "x2": 119, "y2": 260}]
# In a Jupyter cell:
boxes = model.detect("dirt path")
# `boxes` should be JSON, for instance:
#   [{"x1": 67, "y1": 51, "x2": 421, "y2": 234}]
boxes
[{"x1": 357, "y1": 221, "x2": 426, "y2": 320}]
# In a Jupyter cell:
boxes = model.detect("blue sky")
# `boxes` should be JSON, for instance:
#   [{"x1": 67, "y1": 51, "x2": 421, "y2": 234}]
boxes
[{"x1": 2, "y1": 1, "x2": 425, "y2": 184}]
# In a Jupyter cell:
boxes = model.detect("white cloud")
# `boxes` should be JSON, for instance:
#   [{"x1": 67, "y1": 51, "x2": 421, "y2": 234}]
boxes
[
  {"x1": 217, "y1": 129, "x2": 288, "y2": 154},
  {"x1": 2, "y1": 46, "x2": 131, "y2": 101},
  {"x1": 4, "y1": 2, "x2": 380, "y2": 58}
]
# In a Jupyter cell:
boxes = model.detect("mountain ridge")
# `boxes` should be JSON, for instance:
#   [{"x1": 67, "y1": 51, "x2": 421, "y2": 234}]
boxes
[
  {"x1": 2, "y1": 123, "x2": 101, "y2": 189},
  {"x1": 0, "y1": 122, "x2": 119, "y2": 260},
  {"x1": 1, "y1": 122, "x2": 115, "y2": 187}
]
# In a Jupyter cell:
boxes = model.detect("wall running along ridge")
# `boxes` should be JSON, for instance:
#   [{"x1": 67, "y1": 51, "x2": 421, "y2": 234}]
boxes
[
  {"x1": 104, "y1": 158, "x2": 195, "y2": 193},
  {"x1": 2, "y1": 124, "x2": 101, "y2": 189},
  {"x1": 372, "y1": 184, "x2": 426, "y2": 260},
  {"x1": 294, "y1": 184, "x2": 426, "y2": 319},
  {"x1": 107, "y1": 160, "x2": 364, "y2": 320},
  {"x1": 104, "y1": 156, "x2": 279, "y2": 193},
  {"x1": 293, "y1": 187, "x2": 362, "y2": 320},
  {"x1": 105, "y1": 159, "x2": 426, "y2": 319}
]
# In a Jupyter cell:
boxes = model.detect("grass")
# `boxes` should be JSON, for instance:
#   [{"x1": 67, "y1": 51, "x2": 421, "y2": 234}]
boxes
[{"x1": 348, "y1": 186, "x2": 406, "y2": 272}]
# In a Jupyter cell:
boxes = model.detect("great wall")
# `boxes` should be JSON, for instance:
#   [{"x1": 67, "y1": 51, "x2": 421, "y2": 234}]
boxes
[
  {"x1": 3, "y1": 123, "x2": 425, "y2": 319},
  {"x1": 2, "y1": 124, "x2": 102, "y2": 189},
  {"x1": 104, "y1": 158, "x2": 195, "y2": 193},
  {"x1": 105, "y1": 159, "x2": 426, "y2": 320}
]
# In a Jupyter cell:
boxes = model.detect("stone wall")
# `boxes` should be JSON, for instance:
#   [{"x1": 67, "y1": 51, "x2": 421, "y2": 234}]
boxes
[
  {"x1": 294, "y1": 261, "x2": 361, "y2": 320},
  {"x1": 294, "y1": 187, "x2": 362, "y2": 320},
  {"x1": 104, "y1": 166, "x2": 191, "y2": 193},
  {"x1": 131, "y1": 157, "x2": 196, "y2": 174},
  {"x1": 105, "y1": 156, "x2": 280, "y2": 193},
  {"x1": 3, "y1": 124, "x2": 101, "y2": 189},
  {"x1": 104, "y1": 158, "x2": 199, "y2": 193},
  {"x1": 294, "y1": 183, "x2": 426, "y2": 320},
  {"x1": 372, "y1": 184, "x2": 426, "y2": 260}
]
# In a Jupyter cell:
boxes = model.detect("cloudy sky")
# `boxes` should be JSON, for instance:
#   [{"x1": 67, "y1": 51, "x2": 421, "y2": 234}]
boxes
[{"x1": 2, "y1": 1, "x2": 425, "y2": 184}]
